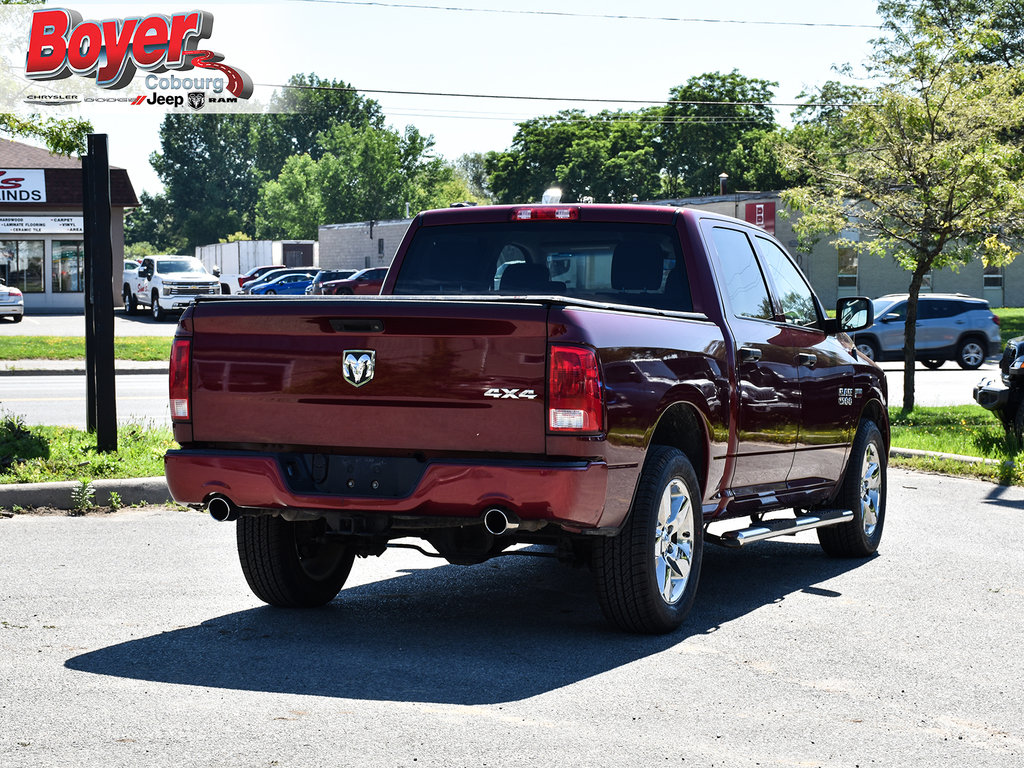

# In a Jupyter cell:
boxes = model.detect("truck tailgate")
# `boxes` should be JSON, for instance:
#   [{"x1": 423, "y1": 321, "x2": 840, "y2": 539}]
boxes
[{"x1": 188, "y1": 299, "x2": 549, "y2": 454}]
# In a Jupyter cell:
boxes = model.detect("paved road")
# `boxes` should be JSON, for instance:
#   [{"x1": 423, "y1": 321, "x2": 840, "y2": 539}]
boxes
[
  {"x1": 0, "y1": 373, "x2": 169, "y2": 428},
  {"x1": 877, "y1": 360, "x2": 997, "y2": 408},
  {"x1": 1, "y1": 469, "x2": 1021, "y2": 767},
  {"x1": 0, "y1": 311, "x2": 179, "y2": 337}
]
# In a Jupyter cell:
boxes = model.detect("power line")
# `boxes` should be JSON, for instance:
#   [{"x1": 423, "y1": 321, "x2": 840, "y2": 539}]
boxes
[
  {"x1": 283, "y1": 0, "x2": 881, "y2": 30},
  {"x1": 258, "y1": 81, "x2": 852, "y2": 109}
]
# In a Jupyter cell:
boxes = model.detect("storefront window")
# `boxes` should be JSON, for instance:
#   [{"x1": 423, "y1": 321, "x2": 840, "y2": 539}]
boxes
[
  {"x1": 52, "y1": 240, "x2": 84, "y2": 293},
  {"x1": 0, "y1": 240, "x2": 44, "y2": 292}
]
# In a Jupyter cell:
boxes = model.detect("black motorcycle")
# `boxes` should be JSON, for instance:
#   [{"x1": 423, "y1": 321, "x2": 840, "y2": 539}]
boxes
[{"x1": 974, "y1": 335, "x2": 1024, "y2": 441}]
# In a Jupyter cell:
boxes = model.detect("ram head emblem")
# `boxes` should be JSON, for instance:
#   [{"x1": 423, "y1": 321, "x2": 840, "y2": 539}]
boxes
[{"x1": 343, "y1": 350, "x2": 375, "y2": 387}]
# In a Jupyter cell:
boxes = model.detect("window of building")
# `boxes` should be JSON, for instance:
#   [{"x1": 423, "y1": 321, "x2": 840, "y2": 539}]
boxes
[
  {"x1": 52, "y1": 240, "x2": 85, "y2": 293},
  {"x1": 837, "y1": 230, "x2": 859, "y2": 288},
  {"x1": 0, "y1": 240, "x2": 44, "y2": 292},
  {"x1": 984, "y1": 265, "x2": 1004, "y2": 288}
]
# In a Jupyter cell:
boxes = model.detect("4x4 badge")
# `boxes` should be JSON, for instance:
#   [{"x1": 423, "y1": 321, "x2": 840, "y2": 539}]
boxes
[{"x1": 343, "y1": 350, "x2": 375, "y2": 387}]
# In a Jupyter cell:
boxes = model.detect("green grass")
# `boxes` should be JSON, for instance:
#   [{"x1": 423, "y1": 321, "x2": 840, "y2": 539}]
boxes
[
  {"x1": 0, "y1": 413, "x2": 176, "y2": 485},
  {"x1": 888, "y1": 405, "x2": 1024, "y2": 485},
  {"x1": 0, "y1": 336, "x2": 172, "y2": 361},
  {"x1": 997, "y1": 306, "x2": 1024, "y2": 346}
]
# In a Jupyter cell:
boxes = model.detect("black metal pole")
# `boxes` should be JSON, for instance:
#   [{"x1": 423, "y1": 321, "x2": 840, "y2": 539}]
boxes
[
  {"x1": 81, "y1": 155, "x2": 96, "y2": 432},
  {"x1": 82, "y1": 134, "x2": 117, "y2": 452}
]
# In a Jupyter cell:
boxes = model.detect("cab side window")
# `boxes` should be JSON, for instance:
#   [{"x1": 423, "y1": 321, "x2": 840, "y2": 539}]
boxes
[
  {"x1": 756, "y1": 236, "x2": 819, "y2": 327},
  {"x1": 710, "y1": 227, "x2": 773, "y2": 320}
]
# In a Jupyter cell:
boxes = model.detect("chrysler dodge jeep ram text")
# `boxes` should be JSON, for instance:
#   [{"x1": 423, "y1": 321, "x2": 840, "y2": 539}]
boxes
[{"x1": 164, "y1": 204, "x2": 888, "y2": 633}]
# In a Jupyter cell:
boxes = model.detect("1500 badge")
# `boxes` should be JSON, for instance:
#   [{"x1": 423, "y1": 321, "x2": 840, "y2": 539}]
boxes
[
  {"x1": 838, "y1": 387, "x2": 863, "y2": 406},
  {"x1": 484, "y1": 388, "x2": 537, "y2": 400}
]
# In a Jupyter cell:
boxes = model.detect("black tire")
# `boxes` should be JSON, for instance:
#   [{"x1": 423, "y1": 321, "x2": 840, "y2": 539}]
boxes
[
  {"x1": 956, "y1": 337, "x2": 986, "y2": 370},
  {"x1": 921, "y1": 359, "x2": 944, "y2": 370},
  {"x1": 818, "y1": 419, "x2": 886, "y2": 558},
  {"x1": 265, "y1": 289, "x2": 276, "y2": 295},
  {"x1": 594, "y1": 446, "x2": 703, "y2": 634},
  {"x1": 123, "y1": 286, "x2": 138, "y2": 315},
  {"x1": 151, "y1": 291, "x2": 164, "y2": 321},
  {"x1": 237, "y1": 515, "x2": 355, "y2": 607},
  {"x1": 855, "y1": 337, "x2": 879, "y2": 363},
  {"x1": 11, "y1": 314, "x2": 22, "y2": 323}
]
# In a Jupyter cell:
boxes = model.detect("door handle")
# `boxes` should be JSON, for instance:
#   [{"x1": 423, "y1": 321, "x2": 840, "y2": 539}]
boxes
[
  {"x1": 796, "y1": 352, "x2": 817, "y2": 368},
  {"x1": 739, "y1": 346, "x2": 762, "y2": 363}
]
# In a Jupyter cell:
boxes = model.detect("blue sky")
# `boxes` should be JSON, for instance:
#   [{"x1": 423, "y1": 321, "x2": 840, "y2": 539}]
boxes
[{"x1": 8, "y1": 1, "x2": 884, "y2": 194}]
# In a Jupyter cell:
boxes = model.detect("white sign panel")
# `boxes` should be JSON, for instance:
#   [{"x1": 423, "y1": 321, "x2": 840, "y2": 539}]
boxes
[
  {"x1": 0, "y1": 169, "x2": 46, "y2": 203},
  {"x1": 0, "y1": 215, "x2": 82, "y2": 234}
]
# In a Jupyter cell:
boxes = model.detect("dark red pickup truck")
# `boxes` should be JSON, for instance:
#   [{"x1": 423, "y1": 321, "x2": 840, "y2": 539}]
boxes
[{"x1": 165, "y1": 203, "x2": 888, "y2": 633}]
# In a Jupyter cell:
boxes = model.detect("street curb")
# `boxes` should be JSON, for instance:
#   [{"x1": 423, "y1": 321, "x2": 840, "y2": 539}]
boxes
[
  {"x1": 0, "y1": 476, "x2": 170, "y2": 511},
  {"x1": 889, "y1": 447, "x2": 1010, "y2": 467},
  {"x1": 1, "y1": 366, "x2": 169, "y2": 376}
]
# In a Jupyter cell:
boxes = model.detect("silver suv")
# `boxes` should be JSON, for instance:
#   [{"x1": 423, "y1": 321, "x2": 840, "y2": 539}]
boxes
[{"x1": 853, "y1": 293, "x2": 1000, "y2": 370}]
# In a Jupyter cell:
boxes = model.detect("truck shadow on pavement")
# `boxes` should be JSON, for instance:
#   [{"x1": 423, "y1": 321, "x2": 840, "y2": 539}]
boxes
[{"x1": 66, "y1": 541, "x2": 871, "y2": 705}]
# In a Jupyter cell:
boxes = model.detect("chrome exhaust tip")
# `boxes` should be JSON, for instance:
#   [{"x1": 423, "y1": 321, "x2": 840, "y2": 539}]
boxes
[
  {"x1": 206, "y1": 495, "x2": 238, "y2": 522},
  {"x1": 482, "y1": 507, "x2": 520, "y2": 536}
]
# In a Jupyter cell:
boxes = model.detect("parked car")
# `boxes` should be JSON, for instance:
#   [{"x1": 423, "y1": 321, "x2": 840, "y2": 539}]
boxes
[
  {"x1": 236, "y1": 265, "x2": 281, "y2": 292},
  {"x1": 321, "y1": 267, "x2": 389, "y2": 295},
  {"x1": 306, "y1": 269, "x2": 356, "y2": 295},
  {"x1": 242, "y1": 268, "x2": 316, "y2": 294},
  {"x1": 0, "y1": 277, "x2": 24, "y2": 323},
  {"x1": 250, "y1": 273, "x2": 315, "y2": 295},
  {"x1": 853, "y1": 293, "x2": 1000, "y2": 370},
  {"x1": 974, "y1": 335, "x2": 1024, "y2": 440}
]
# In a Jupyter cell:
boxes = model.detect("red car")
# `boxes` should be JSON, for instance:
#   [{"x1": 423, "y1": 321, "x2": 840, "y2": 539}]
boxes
[{"x1": 321, "y1": 267, "x2": 389, "y2": 295}]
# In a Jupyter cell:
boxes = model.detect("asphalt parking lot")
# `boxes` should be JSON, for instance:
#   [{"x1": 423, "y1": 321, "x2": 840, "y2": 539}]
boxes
[{"x1": 1, "y1": 468, "x2": 1022, "y2": 768}]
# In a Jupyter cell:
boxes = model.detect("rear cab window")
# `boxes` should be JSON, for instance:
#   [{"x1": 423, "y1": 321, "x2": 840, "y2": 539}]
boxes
[{"x1": 392, "y1": 221, "x2": 692, "y2": 312}]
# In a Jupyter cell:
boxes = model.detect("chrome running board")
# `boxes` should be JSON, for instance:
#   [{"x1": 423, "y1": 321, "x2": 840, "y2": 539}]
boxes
[{"x1": 709, "y1": 509, "x2": 854, "y2": 548}]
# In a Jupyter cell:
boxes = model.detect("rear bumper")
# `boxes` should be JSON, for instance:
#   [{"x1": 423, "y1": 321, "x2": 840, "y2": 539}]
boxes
[{"x1": 164, "y1": 449, "x2": 608, "y2": 529}]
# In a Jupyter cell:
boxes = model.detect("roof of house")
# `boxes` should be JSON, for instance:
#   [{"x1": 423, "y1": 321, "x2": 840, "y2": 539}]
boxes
[{"x1": 0, "y1": 138, "x2": 139, "y2": 208}]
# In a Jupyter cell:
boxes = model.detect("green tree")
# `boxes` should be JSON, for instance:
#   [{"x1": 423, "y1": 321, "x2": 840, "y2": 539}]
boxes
[
  {"x1": 783, "y1": 25, "x2": 1024, "y2": 413},
  {"x1": 254, "y1": 124, "x2": 479, "y2": 240},
  {"x1": 486, "y1": 109, "x2": 662, "y2": 204},
  {"x1": 658, "y1": 70, "x2": 778, "y2": 197},
  {"x1": 141, "y1": 73, "x2": 384, "y2": 250},
  {"x1": 123, "y1": 191, "x2": 187, "y2": 254}
]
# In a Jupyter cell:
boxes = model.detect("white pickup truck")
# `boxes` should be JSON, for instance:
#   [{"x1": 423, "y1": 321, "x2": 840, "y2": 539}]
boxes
[{"x1": 122, "y1": 255, "x2": 220, "y2": 321}]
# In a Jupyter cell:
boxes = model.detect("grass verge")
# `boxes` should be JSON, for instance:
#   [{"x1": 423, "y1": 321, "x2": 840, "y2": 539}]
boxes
[
  {"x1": 888, "y1": 405, "x2": 1024, "y2": 485},
  {"x1": 0, "y1": 413, "x2": 176, "y2": 484},
  {"x1": 0, "y1": 336, "x2": 172, "y2": 361}
]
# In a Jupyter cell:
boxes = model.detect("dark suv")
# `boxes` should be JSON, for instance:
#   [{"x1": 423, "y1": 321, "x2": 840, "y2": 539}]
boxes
[{"x1": 853, "y1": 293, "x2": 1000, "y2": 370}]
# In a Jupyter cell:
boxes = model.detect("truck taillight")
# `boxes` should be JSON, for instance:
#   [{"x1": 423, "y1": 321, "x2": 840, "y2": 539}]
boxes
[
  {"x1": 169, "y1": 338, "x2": 191, "y2": 421},
  {"x1": 548, "y1": 345, "x2": 603, "y2": 433}
]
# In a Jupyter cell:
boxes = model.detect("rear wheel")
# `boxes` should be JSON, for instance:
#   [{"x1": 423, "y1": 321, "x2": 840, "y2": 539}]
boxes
[
  {"x1": 265, "y1": 289, "x2": 276, "y2": 295},
  {"x1": 11, "y1": 314, "x2": 22, "y2": 323},
  {"x1": 818, "y1": 419, "x2": 886, "y2": 557},
  {"x1": 956, "y1": 338, "x2": 986, "y2": 370},
  {"x1": 237, "y1": 515, "x2": 355, "y2": 607},
  {"x1": 921, "y1": 359, "x2": 944, "y2": 370},
  {"x1": 123, "y1": 286, "x2": 138, "y2": 315},
  {"x1": 594, "y1": 446, "x2": 703, "y2": 634}
]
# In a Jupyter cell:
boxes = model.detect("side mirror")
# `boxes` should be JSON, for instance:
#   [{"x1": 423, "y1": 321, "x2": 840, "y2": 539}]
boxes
[
  {"x1": 212, "y1": 265, "x2": 221, "y2": 277},
  {"x1": 137, "y1": 267, "x2": 149, "y2": 278},
  {"x1": 825, "y1": 296, "x2": 873, "y2": 335}
]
